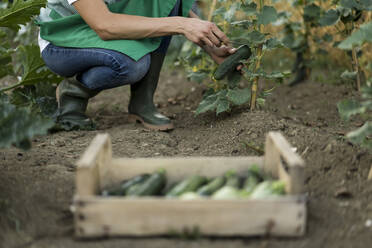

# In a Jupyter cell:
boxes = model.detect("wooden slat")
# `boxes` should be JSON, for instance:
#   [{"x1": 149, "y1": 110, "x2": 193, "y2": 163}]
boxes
[
  {"x1": 101, "y1": 157, "x2": 264, "y2": 189},
  {"x1": 76, "y1": 134, "x2": 112, "y2": 196},
  {"x1": 264, "y1": 132, "x2": 305, "y2": 194},
  {"x1": 74, "y1": 196, "x2": 306, "y2": 238}
]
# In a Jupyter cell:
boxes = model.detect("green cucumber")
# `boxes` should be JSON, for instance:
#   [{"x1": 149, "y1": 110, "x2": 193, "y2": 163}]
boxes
[
  {"x1": 212, "y1": 186, "x2": 241, "y2": 200},
  {"x1": 197, "y1": 176, "x2": 226, "y2": 196},
  {"x1": 126, "y1": 169, "x2": 166, "y2": 196},
  {"x1": 224, "y1": 170, "x2": 241, "y2": 188},
  {"x1": 213, "y1": 45, "x2": 252, "y2": 80},
  {"x1": 166, "y1": 175, "x2": 207, "y2": 198},
  {"x1": 179, "y1": 192, "x2": 203, "y2": 200},
  {"x1": 243, "y1": 165, "x2": 263, "y2": 194},
  {"x1": 102, "y1": 174, "x2": 150, "y2": 196},
  {"x1": 250, "y1": 180, "x2": 286, "y2": 199}
]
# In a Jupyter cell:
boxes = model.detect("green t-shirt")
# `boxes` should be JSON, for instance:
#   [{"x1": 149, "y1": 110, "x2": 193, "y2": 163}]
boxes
[{"x1": 37, "y1": 0, "x2": 194, "y2": 61}]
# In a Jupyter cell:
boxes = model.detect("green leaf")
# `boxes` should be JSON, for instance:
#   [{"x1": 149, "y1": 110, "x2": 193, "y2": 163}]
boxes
[
  {"x1": 227, "y1": 88, "x2": 251, "y2": 105},
  {"x1": 246, "y1": 30, "x2": 266, "y2": 45},
  {"x1": 338, "y1": 21, "x2": 372, "y2": 49},
  {"x1": 265, "y1": 38, "x2": 283, "y2": 50},
  {"x1": 0, "y1": 49, "x2": 13, "y2": 79},
  {"x1": 340, "y1": 0, "x2": 362, "y2": 10},
  {"x1": 195, "y1": 93, "x2": 218, "y2": 115},
  {"x1": 10, "y1": 83, "x2": 58, "y2": 118},
  {"x1": 224, "y1": 2, "x2": 241, "y2": 22},
  {"x1": 346, "y1": 122, "x2": 372, "y2": 149},
  {"x1": 0, "y1": 94, "x2": 53, "y2": 150},
  {"x1": 187, "y1": 71, "x2": 209, "y2": 84},
  {"x1": 216, "y1": 97, "x2": 230, "y2": 115},
  {"x1": 0, "y1": 0, "x2": 46, "y2": 31},
  {"x1": 337, "y1": 99, "x2": 366, "y2": 120},
  {"x1": 340, "y1": 70, "x2": 357, "y2": 81},
  {"x1": 257, "y1": 6, "x2": 278, "y2": 25},
  {"x1": 304, "y1": 4, "x2": 321, "y2": 23},
  {"x1": 226, "y1": 70, "x2": 241, "y2": 88},
  {"x1": 242, "y1": 1, "x2": 257, "y2": 16},
  {"x1": 319, "y1": 9, "x2": 340, "y2": 26},
  {"x1": 361, "y1": 85, "x2": 372, "y2": 98},
  {"x1": 360, "y1": 0, "x2": 372, "y2": 10}
]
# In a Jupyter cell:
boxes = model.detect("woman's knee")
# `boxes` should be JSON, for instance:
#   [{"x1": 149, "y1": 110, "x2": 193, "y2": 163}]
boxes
[{"x1": 114, "y1": 53, "x2": 151, "y2": 84}]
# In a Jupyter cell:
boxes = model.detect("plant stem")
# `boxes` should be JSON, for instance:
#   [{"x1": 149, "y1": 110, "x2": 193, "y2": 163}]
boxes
[
  {"x1": 0, "y1": 82, "x2": 23, "y2": 93},
  {"x1": 351, "y1": 47, "x2": 361, "y2": 91},
  {"x1": 347, "y1": 21, "x2": 361, "y2": 91},
  {"x1": 250, "y1": 0, "x2": 264, "y2": 111},
  {"x1": 208, "y1": 0, "x2": 218, "y2": 22},
  {"x1": 250, "y1": 48, "x2": 262, "y2": 111},
  {"x1": 302, "y1": 0, "x2": 311, "y2": 81}
]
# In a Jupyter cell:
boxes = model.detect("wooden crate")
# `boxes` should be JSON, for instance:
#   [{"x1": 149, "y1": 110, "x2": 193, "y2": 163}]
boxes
[{"x1": 72, "y1": 132, "x2": 306, "y2": 238}]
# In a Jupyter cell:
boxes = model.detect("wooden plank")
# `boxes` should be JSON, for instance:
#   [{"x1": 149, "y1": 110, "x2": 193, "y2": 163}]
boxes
[
  {"x1": 101, "y1": 157, "x2": 264, "y2": 189},
  {"x1": 74, "y1": 196, "x2": 306, "y2": 238},
  {"x1": 76, "y1": 134, "x2": 112, "y2": 196},
  {"x1": 368, "y1": 165, "x2": 372, "y2": 180},
  {"x1": 264, "y1": 132, "x2": 305, "y2": 194}
]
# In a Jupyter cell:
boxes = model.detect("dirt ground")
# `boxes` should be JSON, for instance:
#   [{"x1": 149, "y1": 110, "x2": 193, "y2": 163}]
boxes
[{"x1": 1, "y1": 68, "x2": 371, "y2": 248}]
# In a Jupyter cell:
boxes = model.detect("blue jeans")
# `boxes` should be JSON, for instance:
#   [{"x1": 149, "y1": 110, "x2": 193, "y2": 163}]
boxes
[{"x1": 41, "y1": 0, "x2": 180, "y2": 91}]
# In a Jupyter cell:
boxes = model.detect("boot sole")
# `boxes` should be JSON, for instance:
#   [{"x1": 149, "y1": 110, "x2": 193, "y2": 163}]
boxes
[{"x1": 128, "y1": 114, "x2": 174, "y2": 131}]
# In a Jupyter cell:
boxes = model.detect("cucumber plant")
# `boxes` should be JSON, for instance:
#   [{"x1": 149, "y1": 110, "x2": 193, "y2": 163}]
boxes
[
  {"x1": 337, "y1": 20, "x2": 372, "y2": 149},
  {"x1": 0, "y1": 0, "x2": 59, "y2": 150},
  {"x1": 179, "y1": 0, "x2": 288, "y2": 114}
]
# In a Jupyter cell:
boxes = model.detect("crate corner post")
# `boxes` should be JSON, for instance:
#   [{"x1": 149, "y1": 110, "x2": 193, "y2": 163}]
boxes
[{"x1": 75, "y1": 133, "x2": 112, "y2": 196}]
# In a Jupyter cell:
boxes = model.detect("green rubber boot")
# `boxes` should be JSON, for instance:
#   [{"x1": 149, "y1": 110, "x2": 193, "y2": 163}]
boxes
[
  {"x1": 54, "y1": 78, "x2": 99, "y2": 131},
  {"x1": 128, "y1": 52, "x2": 174, "y2": 131}
]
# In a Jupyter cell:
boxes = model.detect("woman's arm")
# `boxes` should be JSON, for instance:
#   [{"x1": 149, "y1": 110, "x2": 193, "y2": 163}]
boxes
[{"x1": 72, "y1": 0, "x2": 228, "y2": 47}]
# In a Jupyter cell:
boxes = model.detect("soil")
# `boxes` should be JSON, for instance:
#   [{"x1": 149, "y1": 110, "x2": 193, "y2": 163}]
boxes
[{"x1": 1, "y1": 69, "x2": 371, "y2": 248}]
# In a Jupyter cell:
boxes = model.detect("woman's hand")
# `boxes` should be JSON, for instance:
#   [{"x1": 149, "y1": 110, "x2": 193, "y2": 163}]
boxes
[
  {"x1": 182, "y1": 18, "x2": 230, "y2": 47},
  {"x1": 204, "y1": 45, "x2": 236, "y2": 64},
  {"x1": 204, "y1": 45, "x2": 244, "y2": 72}
]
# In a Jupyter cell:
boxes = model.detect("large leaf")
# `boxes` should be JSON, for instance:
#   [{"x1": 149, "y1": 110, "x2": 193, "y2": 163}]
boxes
[
  {"x1": 10, "y1": 83, "x2": 58, "y2": 117},
  {"x1": 226, "y1": 88, "x2": 251, "y2": 105},
  {"x1": 346, "y1": 122, "x2": 372, "y2": 149},
  {"x1": 245, "y1": 30, "x2": 266, "y2": 45},
  {"x1": 0, "y1": 0, "x2": 46, "y2": 31},
  {"x1": 338, "y1": 21, "x2": 372, "y2": 49},
  {"x1": 304, "y1": 4, "x2": 321, "y2": 23},
  {"x1": 0, "y1": 49, "x2": 13, "y2": 79},
  {"x1": 0, "y1": 94, "x2": 53, "y2": 150},
  {"x1": 339, "y1": 0, "x2": 371, "y2": 10},
  {"x1": 319, "y1": 9, "x2": 340, "y2": 26},
  {"x1": 337, "y1": 99, "x2": 366, "y2": 120},
  {"x1": 224, "y1": 2, "x2": 241, "y2": 22},
  {"x1": 241, "y1": 1, "x2": 257, "y2": 16},
  {"x1": 340, "y1": 70, "x2": 357, "y2": 81},
  {"x1": 216, "y1": 97, "x2": 230, "y2": 115},
  {"x1": 257, "y1": 6, "x2": 278, "y2": 25},
  {"x1": 195, "y1": 93, "x2": 218, "y2": 115}
]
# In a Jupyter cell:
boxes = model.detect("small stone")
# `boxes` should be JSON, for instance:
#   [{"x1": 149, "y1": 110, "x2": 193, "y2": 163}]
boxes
[
  {"x1": 323, "y1": 143, "x2": 332, "y2": 153},
  {"x1": 334, "y1": 187, "x2": 352, "y2": 199},
  {"x1": 365, "y1": 219, "x2": 372, "y2": 228}
]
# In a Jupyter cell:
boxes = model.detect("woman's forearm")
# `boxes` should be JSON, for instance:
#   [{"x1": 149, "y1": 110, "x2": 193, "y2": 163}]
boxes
[
  {"x1": 73, "y1": 0, "x2": 228, "y2": 46},
  {"x1": 73, "y1": 0, "x2": 185, "y2": 40},
  {"x1": 97, "y1": 14, "x2": 186, "y2": 40}
]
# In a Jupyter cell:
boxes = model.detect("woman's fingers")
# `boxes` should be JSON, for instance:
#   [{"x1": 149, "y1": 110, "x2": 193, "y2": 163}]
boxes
[
  {"x1": 207, "y1": 31, "x2": 222, "y2": 47},
  {"x1": 211, "y1": 25, "x2": 230, "y2": 46},
  {"x1": 201, "y1": 37, "x2": 214, "y2": 47}
]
